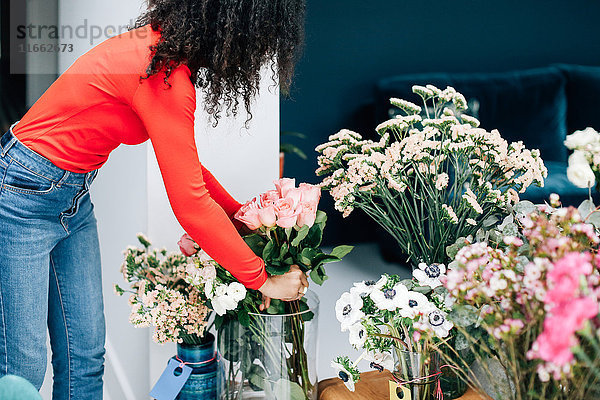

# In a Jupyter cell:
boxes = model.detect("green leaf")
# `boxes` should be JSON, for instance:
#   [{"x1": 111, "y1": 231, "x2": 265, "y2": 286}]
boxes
[
  {"x1": 247, "y1": 364, "x2": 268, "y2": 391},
  {"x1": 285, "y1": 227, "x2": 293, "y2": 239},
  {"x1": 291, "y1": 225, "x2": 310, "y2": 247},
  {"x1": 330, "y1": 245, "x2": 354, "y2": 259},
  {"x1": 310, "y1": 268, "x2": 325, "y2": 285},
  {"x1": 278, "y1": 243, "x2": 289, "y2": 261},
  {"x1": 244, "y1": 234, "x2": 267, "y2": 257},
  {"x1": 315, "y1": 210, "x2": 327, "y2": 227},
  {"x1": 266, "y1": 263, "x2": 290, "y2": 276},
  {"x1": 237, "y1": 309, "x2": 250, "y2": 327},
  {"x1": 262, "y1": 240, "x2": 276, "y2": 261},
  {"x1": 272, "y1": 379, "x2": 306, "y2": 400}
]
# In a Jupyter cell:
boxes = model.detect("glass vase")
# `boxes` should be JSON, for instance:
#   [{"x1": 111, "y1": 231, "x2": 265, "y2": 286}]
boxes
[
  {"x1": 392, "y1": 349, "x2": 440, "y2": 400},
  {"x1": 217, "y1": 291, "x2": 319, "y2": 400},
  {"x1": 174, "y1": 333, "x2": 219, "y2": 400}
]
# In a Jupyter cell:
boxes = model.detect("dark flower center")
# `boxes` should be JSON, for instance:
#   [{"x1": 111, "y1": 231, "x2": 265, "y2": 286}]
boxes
[
  {"x1": 408, "y1": 299, "x2": 418, "y2": 307},
  {"x1": 339, "y1": 371, "x2": 349, "y2": 382},
  {"x1": 384, "y1": 289, "x2": 396, "y2": 299},
  {"x1": 425, "y1": 264, "x2": 441, "y2": 278},
  {"x1": 429, "y1": 312, "x2": 444, "y2": 327},
  {"x1": 365, "y1": 280, "x2": 376, "y2": 286},
  {"x1": 358, "y1": 330, "x2": 364, "y2": 338},
  {"x1": 342, "y1": 305, "x2": 352, "y2": 316}
]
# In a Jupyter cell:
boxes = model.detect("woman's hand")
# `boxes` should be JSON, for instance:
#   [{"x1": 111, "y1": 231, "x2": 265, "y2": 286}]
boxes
[{"x1": 258, "y1": 265, "x2": 309, "y2": 310}]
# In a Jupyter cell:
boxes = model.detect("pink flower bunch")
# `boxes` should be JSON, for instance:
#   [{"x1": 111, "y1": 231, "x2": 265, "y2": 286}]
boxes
[
  {"x1": 234, "y1": 178, "x2": 321, "y2": 230},
  {"x1": 445, "y1": 206, "x2": 600, "y2": 382},
  {"x1": 527, "y1": 252, "x2": 599, "y2": 379}
]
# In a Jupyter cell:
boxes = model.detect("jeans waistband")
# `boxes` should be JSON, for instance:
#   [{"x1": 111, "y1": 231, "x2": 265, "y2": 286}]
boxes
[{"x1": 0, "y1": 122, "x2": 97, "y2": 188}]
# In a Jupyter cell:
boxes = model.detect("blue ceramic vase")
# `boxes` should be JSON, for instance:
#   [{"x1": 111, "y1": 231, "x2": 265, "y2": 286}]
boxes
[{"x1": 175, "y1": 333, "x2": 218, "y2": 400}]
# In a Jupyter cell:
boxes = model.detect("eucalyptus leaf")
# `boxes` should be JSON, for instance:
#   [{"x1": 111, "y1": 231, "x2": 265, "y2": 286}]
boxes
[
  {"x1": 272, "y1": 379, "x2": 305, "y2": 400},
  {"x1": 412, "y1": 285, "x2": 432, "y2": 295},
  {"x1": 248, "y1": 364, "x2": 268, "y2": 391},
  {"x1": 578, "y1": 199, "x2": 596, "y2": 219},
  {"x1": 587, "y1": 211, "x2": 600, "y2": 229},
  {"x1": 448, "y1": 304, "x2": 479, "y2": 327},
  {"x1": 514, "y1": 200, "x2": 536, "y2": 215}
]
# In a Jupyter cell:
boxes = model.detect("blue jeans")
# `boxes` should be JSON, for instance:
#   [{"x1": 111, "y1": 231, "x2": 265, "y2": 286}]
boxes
[{"x1": 0, "y1": 125, "x2": 105, "y2": 399}]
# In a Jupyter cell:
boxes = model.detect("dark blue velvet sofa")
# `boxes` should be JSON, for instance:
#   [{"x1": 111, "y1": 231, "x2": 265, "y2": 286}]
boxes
[{"x1": 374, "y1": 64, "x2": 600, "y2": 206}]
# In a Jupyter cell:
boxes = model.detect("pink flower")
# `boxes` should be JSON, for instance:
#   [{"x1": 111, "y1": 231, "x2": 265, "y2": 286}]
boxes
[
  {"x1": 260, "y1": 190, "x2": 280, "y2": 208},
  {"x1": 274, "y1": 178, "x2": 296, "y2": 197},
  {"x1": 285, "y1": 187, "x2": 304, "y2": 208},
  {"x1": 296, "y1": 202, "x2": 318, "y2": 228},
  {"x1": 178, "y1": 233, "x2": 199, "y2": 256},
  {"x1": 274, "y1": 197, "x2": 299, "y2": 228},
  {"x1": 234, "y1": 200, "x2": 262, "y2": 230},
  {"x1": 545, "y1": 252, "x2": 593, "y2": 304},
  {"x1": 257, "y1": 205, "x2": 277, "y2": 227},
  {"x1": 299, "y1": 183, "x2": 321, "y2": 205}
]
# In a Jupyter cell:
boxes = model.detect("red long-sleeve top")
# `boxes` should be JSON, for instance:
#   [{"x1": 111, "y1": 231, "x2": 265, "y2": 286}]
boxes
[{"x1": 13, "y1": 25, "x2": 267, "y2": 290}]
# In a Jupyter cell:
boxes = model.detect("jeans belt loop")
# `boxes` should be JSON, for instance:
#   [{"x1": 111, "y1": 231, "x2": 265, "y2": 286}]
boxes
[{"x1": 1, "y1": 121, "x2": 21, "y2": 157}]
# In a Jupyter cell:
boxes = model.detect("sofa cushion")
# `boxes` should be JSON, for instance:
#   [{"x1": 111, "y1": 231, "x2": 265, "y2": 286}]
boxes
[
  {"x1": 557, "y1": 64, "x2": 600, "y2": 135},
  {"x1": 375, "y1": 67, "x2": 568, "y2": 162}
]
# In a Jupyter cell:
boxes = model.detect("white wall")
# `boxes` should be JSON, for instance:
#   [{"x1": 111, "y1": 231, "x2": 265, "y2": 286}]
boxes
[{"x1": 45, "y1": 1, "x2": 280, "y2": 399}]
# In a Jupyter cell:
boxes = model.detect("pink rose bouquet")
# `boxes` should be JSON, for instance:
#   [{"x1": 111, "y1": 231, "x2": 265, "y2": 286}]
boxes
[
  {"x1": 234, "y1": 178, "x2": 353, "y2": 282},
  {"x1": 441, "y1": 203, "x2": 600, "y2": 399}
]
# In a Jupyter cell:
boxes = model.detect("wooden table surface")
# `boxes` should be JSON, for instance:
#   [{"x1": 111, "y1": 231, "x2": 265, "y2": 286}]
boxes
[{"x1": 318, "y1": 371, "x2": 489, "y2": 400}]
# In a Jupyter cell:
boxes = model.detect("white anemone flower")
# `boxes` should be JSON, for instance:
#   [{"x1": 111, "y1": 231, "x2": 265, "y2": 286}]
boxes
[
  {"x1": 413, "y1": 263, "x2": 446, "y2": 288},
  {"x1": 331, "y1": 361, "x2": 357, "y2": 392},
  {"x1": 350, "y1": 276, "x2": 387, "y2": 297},
  {"x1": 348, "y1": 323, "x2": 368, "y2": 349},
  {"x1": 370, "y1": 283, "x2": 408, "y2": 311},
  {"x1": 335, "y1": 292, "x2": 365, "y2": 331},
  {"x1": 211, "y1": 284, "x2": 237, "y2": 316},
  {"x1": 567, "y1": 151, "x2": 596, "y2": 188},
  {"x1": 365, "y1": 351, "x2": 394, "y2": 371},
  {"x1": 398, "y1": 291, "x2": 431, "y2": 319},
  {"x1": 419, "y1": 306, "x2": 454, "y2": 338}
]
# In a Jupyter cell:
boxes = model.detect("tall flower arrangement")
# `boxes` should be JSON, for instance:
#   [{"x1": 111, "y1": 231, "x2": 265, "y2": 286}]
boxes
[
  {"x1": 441, "y1": 202, "x2": 600, "y2": 399},
  {"x1": 316, "y1": 85, "x2": 547, "y2": 266},
  {"x1": 564, "y1": 127, "x2": 600, "y2": 190}
]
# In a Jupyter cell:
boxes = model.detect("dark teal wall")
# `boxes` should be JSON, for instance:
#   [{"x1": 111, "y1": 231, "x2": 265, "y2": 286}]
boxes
[{"x1": 280, "y1": 0, "x2": 600, "y2": 243}]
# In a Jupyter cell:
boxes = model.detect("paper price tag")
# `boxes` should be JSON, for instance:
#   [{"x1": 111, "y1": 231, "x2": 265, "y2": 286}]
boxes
[
  {"x1": 150, "y1": 359, "x2": 193, "y2": 400},
  {"x1": 389, "y1": 381, "x2": 411, "y2": 400}
]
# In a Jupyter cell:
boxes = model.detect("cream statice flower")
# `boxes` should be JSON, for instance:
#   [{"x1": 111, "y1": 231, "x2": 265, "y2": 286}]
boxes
[
  {"x1": 442, "y1": 204, "x2": 458, "y2": 224},
  {"x1": 462, "y1": 187, "x2": 484, "y2": 214},
  {"x1": 567, "y1": 151, "x2": 596, "y2": 188},
  {"x1": 413, "y1": 263, "x2": 446, "y2": 289},
  {"x1": 370, "y1": 283, "x2": 408, "y2": 311},
  {"x1": 435, "y1": 173, "x2": 449, "y2": 190},
  {"x1": 350, "y1": 276, "x2": 387, "y2": 297},
  {"x1": 335, "y1": 292, "x2": 365, "y2": 331}
]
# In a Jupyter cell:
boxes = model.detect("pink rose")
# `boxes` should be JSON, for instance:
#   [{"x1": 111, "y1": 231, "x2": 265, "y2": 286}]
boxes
[
  {"x1": 299, "y1": 183, "x2": 321, "y2": 206},
  {"x1": 178, "y1": 233, "x2": 199, "y2": 256},
  {"x1": 274, "y1": 178, "x2": 296, "y2": 197},
  {"x1": 296, "y1": 202, "x2": 318, "y2": 228},
  {"x1": 285, "y1": 187, "x2": 303, "y2": 208},
  {"x1": 274, "y1": 197, "x2": 299, "y2": 228},
  {"x1": 260, "y1": 190, "x2": 281, "y2": 208},
  {"x1": 257, "y1": 205, "x2": 277, "y2": 227},
  {"x1": 234, "y1": 200, "x2": 262, "y2": 230}
]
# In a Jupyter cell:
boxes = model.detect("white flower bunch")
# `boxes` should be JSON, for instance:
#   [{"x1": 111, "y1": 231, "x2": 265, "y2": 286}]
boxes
[
  {"x1": 317, "y1": 85, "x2": 547, "y2": 266},
  {"x1": 184, "y1": 250, "x2": 247, "y2": 316},
  {"x1": 564, "y1": 127, "x2": 600, "y2": 189},
  {"x1": 332, "y1": 268, "x2": 455, "y2": 390}
]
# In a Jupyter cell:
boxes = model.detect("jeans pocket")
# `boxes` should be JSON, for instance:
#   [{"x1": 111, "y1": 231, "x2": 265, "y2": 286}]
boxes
[{"x1": 2, "y1": 161, "x2": 56, "y2": 195}]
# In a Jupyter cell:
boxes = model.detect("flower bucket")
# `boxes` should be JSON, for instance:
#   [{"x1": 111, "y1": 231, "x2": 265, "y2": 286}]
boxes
[
  {"x1": 218, "y1": 291, "x2": 319, "y2": 400},
  {"x1": 392, "y1": 350, "x2": 440, "y2": 400},
  {"x1": 173, "y1": 333, "x2": 219, "y2": 400}
]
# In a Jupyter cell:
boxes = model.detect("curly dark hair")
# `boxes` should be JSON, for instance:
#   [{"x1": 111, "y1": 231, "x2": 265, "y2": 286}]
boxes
[{"x1": 135, "y1": 0, "x2": 305, "y2": 124}]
